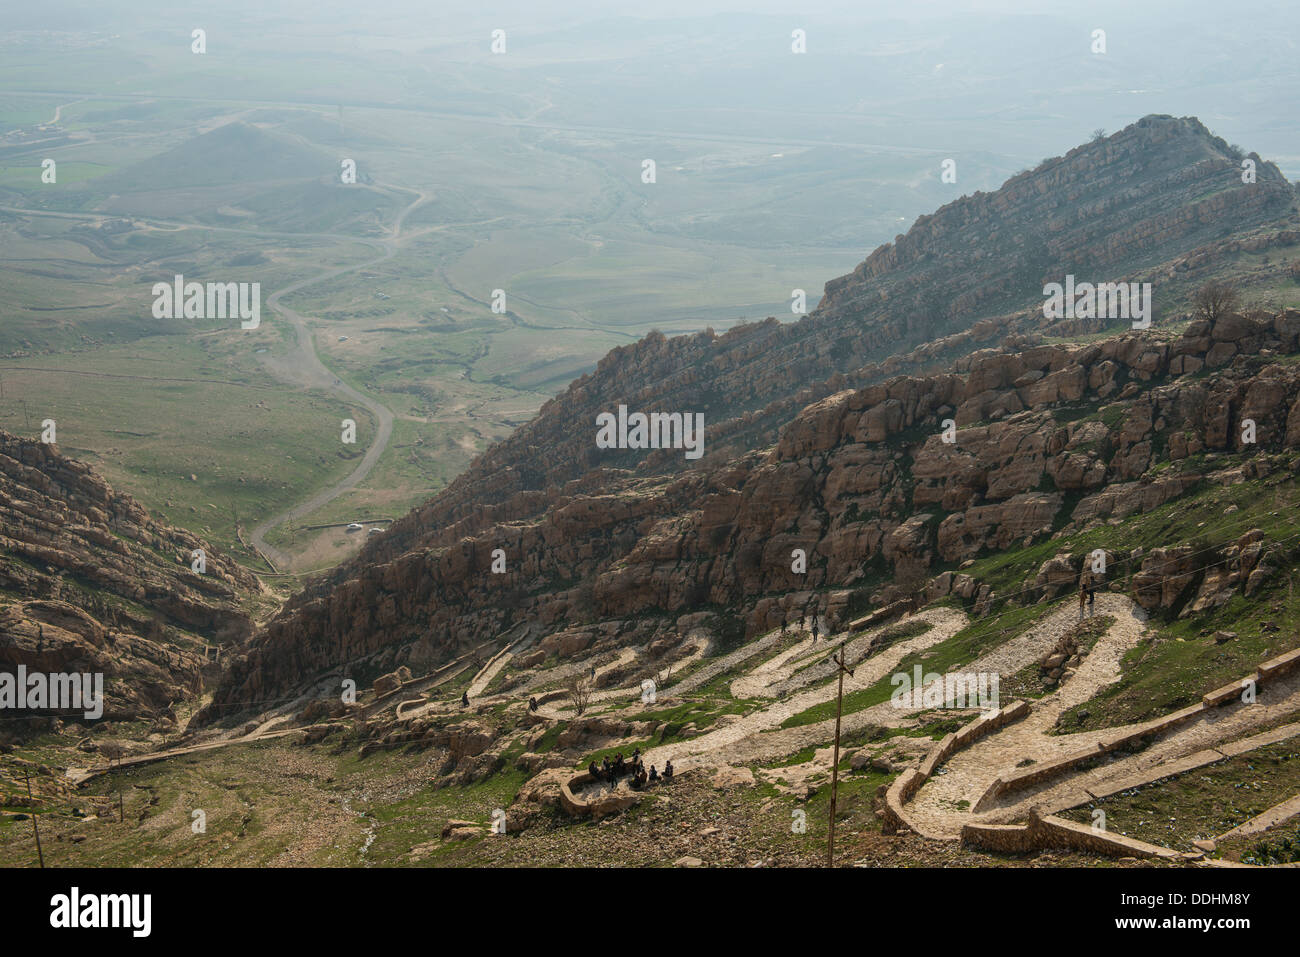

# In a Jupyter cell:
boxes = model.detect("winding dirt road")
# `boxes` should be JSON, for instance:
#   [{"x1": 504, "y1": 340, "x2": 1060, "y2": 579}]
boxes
[
  {"x1": 244, "y1": 190, "x2": 426, "y2": 570},
  {"x1": 2, "y1": 194, "x2": 428, "y2": 572}
]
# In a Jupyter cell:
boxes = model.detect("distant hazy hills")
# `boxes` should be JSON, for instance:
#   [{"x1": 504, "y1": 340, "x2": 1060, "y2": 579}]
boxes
[{"x1": 97, "y1": 121, "x2": 336, "y2": 193}]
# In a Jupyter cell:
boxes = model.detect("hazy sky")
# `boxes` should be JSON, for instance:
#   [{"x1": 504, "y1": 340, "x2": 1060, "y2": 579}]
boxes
[{"x1": 8, "y1": 0, "x2": 1295, "y2": 176}]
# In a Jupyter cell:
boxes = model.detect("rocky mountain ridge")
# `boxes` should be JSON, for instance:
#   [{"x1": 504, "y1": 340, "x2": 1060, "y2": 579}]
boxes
[
  {"x1": 0, "y1": 431, "x2": 259, "y2": 733},
  {"x1": 315, "y1": 115, "x2": 1299, "y2": 583}
]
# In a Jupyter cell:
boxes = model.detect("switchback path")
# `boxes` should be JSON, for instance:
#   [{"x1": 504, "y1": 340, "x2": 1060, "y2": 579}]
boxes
[
  {"x1": 641, "y1": 606, "x2": 969, "y2": 772},
  {"x1": 907, "y1": 594, "x2": 1148, "y2": 837}
]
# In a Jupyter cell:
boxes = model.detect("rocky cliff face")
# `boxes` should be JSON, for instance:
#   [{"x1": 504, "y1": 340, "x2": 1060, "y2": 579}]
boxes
[
  {"x1": 200, "y1": 116, "x2": 1300, "y2": 721},
  {"x1": 204, "y1": 308, "x2": 1300, "y2": 720},
  {"x1": 0, "y1": 432, "x2": 258, "y2": 733},
  {"x1": 314, "y1": 116, "x2": 1299, "y2": 577}
]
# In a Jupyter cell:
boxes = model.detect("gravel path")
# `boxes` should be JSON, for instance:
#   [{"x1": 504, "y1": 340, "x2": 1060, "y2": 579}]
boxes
[
  {"x1": 534, "y1": 626, "x2": 802, "y2": 722},
  {"x1": 906, "y1": 594, "x2": 1147, "y2": 836},
  {"x1": 730, "y1": 634, "x2": 819, "y2": 699},
  {"x1": 642, "y1": 607, "x2": 969, "y2": 771},
  {"x1": 906, "y1": 595, "x2": 1300, "y2": 839}
]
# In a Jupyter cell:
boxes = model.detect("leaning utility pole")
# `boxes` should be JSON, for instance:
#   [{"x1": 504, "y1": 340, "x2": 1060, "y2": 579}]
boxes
[
  {"x1": 827, "y1": 641, "x2": 854, "y2": 866},
  {"x1": 24, "y1": 768, "x2": 44, "y2": 868}
]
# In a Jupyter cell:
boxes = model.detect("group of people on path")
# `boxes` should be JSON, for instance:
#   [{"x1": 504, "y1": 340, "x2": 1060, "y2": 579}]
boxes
[
  {"x1": 780, "y1": 610, "x2": 821, "y2": 641},
  {"x1": 589, "y1": 748, "x2": 673, "y2": 791}
]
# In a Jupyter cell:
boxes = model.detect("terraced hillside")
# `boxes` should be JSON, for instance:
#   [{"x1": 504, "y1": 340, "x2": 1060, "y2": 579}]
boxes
[
  {"x1": 200, "y1": 304, "x2": 1300, "y2": 721},
  {"x1": 19, "y1": 491, "x2": 1300, "y2": 866}
]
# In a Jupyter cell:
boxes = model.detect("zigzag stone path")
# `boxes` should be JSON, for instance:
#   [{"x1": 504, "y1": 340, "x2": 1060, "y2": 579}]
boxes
[
  {"x1": 907, "y1": 593, "x2": 1148, "y2": 837},
  {"x1": 642, "y1": 607, "x2": 969, "y2": 772},
  {"x1": 907, "y1": 595, "x2": 1300, "y2": 841}
]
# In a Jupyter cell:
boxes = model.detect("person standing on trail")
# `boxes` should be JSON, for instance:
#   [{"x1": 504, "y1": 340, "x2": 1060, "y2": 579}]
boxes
[
  {"x1": 1078, "y1": 579, "x2": 1088, "y2": 616},
  {"x1": 781, "y1": 616, "x2": 788, "y2": 635},
  {"x1": 528, "y1": 696, "x2": 538, "y2": 712},
  {"x1": 462, "y1": 691, "x2": 469, "y2": 708},
  {"x1": 1088, "y1": 581, "x2": 1097, "y2": 613},
  {"x1": 812, "y1": 619, "x2": 820, "y2": 642}
]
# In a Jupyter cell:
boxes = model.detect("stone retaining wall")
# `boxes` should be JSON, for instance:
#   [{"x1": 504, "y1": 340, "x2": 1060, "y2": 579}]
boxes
[
  {"x1": 558, "y1": 768, "x2": 691, "y2": 819},
  {"x1": 976, "y1": 648, "x2": 1300, "y2": 810},
  {"x1": 962, "y1": 807, "x2": 1185, "y2": 859},
  {"x1": 879, "y1": 701, "x2": 1029, "y2": 835}
]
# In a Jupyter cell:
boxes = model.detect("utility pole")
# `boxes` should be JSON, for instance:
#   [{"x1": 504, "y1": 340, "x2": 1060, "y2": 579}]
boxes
[
  {"x1": 827, "y1": 641, "x2": 854, "y2": 866},
  {"x1": 24, "y1": 768, "x2": 44, "y2": 868}
]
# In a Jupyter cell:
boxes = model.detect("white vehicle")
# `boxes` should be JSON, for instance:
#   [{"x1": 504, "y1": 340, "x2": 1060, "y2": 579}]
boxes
[{"x1": 346, "y1": 523, "x2": 363, "y2": 532}]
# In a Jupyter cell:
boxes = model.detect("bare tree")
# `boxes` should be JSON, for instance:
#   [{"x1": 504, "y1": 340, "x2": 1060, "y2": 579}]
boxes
[
  {"x1": 1193, "y1": 280, "x2": 1241, "y2": 322},
  {"x1": 566, "y1": 675, "x2": 591, "y2": 716},
  {"x1": 98, "y1": 740, "x2": 125, "y2": 764},
  {"x1": 96, "y1": 740, "x2": 127, "y2": 822}
]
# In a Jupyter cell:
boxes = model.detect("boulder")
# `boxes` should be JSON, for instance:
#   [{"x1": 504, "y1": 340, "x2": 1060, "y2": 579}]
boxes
[
  {"x1": 711, "y1": 766, "x2": 756, "y2": 789},
  {"x1": 441, "y1": 818, "x2": 482, "y2": 839}
]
